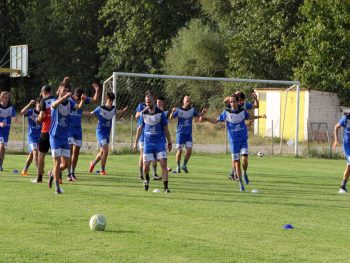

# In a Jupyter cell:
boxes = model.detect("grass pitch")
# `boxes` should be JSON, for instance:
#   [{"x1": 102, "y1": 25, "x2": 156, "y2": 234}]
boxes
[{"x1": 0, "y1": 153, "x2": 349, "y2": 262}]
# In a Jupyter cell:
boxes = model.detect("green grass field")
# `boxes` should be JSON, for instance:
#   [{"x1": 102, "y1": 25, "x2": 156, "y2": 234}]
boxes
[{"x1": 0, "y1": 153, "x2": 349, "y2": 262}]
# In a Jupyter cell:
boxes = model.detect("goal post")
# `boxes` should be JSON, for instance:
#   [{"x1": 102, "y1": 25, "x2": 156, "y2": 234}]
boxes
[{"x1": 102, "y1": 72, "x2": 301, "y2": 155}]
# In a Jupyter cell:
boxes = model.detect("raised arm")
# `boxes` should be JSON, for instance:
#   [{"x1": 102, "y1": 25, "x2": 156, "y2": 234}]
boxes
[
  {"x1": 251, "y1": 91, "x2": 259, "y2": 109},
  {"x1": 169, "y1": 107, "x2": 177, "y2": 120},
  {"x1": 116, "y1": 106, "x2": 128, "y2": 116},
  {"x1": 91, "y1": 82, "x2": 100, "y2": 103},
  {"x1": 52, "y1": 93, "x2": 72, "y2": 108},
  {"x1": 74, "y1": 94, "x2": 86, "y2": 110},
  {"x1": 21, "y1": 100, "x2": 35, "y2": 115}
]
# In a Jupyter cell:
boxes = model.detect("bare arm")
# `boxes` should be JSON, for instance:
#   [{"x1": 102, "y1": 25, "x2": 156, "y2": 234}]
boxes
[
  {"x1": 37, "y1": 111, "x2": 45, "y2": 124},
  {"x1": 133, "y1": 125, "x2": 143, "y2": 152},
  {"x1": 251, "y1": 91, "x2": 259, "y2": 109},
  {"x1": 116, "y1": 106, "x2": 128, "y2": 116},
  {"x1": 52, "y1": 93, "x2": 72, "y2": 108},
  {"x1": 21, "y1": 100, "x2": 35, "y2": 115},
  {"x1": 164, "y1": 125, "x2": 172, "y2": 152},
  {"x1": 201, "y1": 116, "x2": 219, "y2": 124},
  {"x1": 83, "y1": 111, "x2": 94, "y2": 117},
  {"x1": 91, "y1": 82, "x2": 100, "y2": 103},
  {"x1": 74, "y1": 95, "x2": 86, "y2": 110},
  {"x1": 248, "y1": 114, "x2": 266, "y2": 120},
  {"x1": 333, "y1": 123, "x2": 341, "y2": 149},
  {"x1": 169, "y1": 107, "x2": 177, "y2": 120}
]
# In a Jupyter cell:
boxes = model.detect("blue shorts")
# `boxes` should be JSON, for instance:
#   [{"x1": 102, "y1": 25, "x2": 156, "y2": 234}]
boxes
[
  {"x1": 230, "y1": 140, "x2": 248, "y2": 161},
  {"x1": 176, "y1": 133, "x2": 193, "y2": 149},
  {"x1": 143, "y1": 143, "x2": 167, "y2": 162},
  {"x1": 0, "y1": 128, "x2": 10, "y2": 146},
  {"x1": 68, "y1": 126, "x2": 83, "y2": 147},
  {"x1": 28, "y1": 135, "x2": 40, "y2": 152},
  {"x1": 343, "y1": 143, "x2": 350, "y2": 165},
  {"x1": 97, "y1": 133, "x2": 110, "y2": 147},
  {"x1": 49, "y1": 135, "x2": 70, "y2": 158}
]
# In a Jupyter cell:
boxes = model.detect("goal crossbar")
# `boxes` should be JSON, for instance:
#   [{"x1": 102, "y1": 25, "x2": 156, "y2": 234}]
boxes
[{"x1": 104, "y1": 72, "x2": 301, "y2": 156}]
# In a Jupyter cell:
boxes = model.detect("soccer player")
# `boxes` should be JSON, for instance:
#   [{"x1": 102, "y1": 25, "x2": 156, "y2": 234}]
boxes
[
  {"x1": 202, "y1": 94, "x2": 265, "y2": 191},
  {"x1": 133, "y1": 94, "x2": 172, "y2": 192},
  {"x1": 47, "y1": 83, "x2": 85, "y2": 194},
  {"x1": 170, "y1": 95, "x2": 206, "y2": 173},
  {"x1": 32, "y1": 85, "x2": 54, "y2": 183},
  {"x1": 68, "y1": 82, "x2": 100, "y2": 181},
  {"x1": 85, "y1": 91, "x2": 127, "y2": 175},
  {"x1": 230, "y1": 90, "x2": 260, "y2": 182},
  {"x1": 20, "y1": 98, "x2": 42, "y2": 176},
  {"x1": 0, "y1": 91, "x2": 17, "y2": 171},
  {"x1": 333, "y1": 113, "x2": 350, "y2": 193}
]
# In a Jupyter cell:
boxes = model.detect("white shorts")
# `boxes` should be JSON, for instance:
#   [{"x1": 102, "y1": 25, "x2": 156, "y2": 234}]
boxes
[
  {"x1": 231, "y1": 148, "x2": 248, "y2": 161},
  {"x1": 143, "y1": 151, "x2": 167, "y2": 162},
  {"x1": 68, "y1": 137, "x2": 82, "y2": 147},
  {"x1": 51, "y1": 148, "x2": 70, "y2": 158},
  {"x1": 0, "y1": 137, "x2": 8, "y2": 147},
  {"x1": 138, "y1": 141, "x2": 144, "y2": 149},
  {"x1": 176, "y1": 141, "x2": 193, "y2": 150},
  {"x1": 29, "y1": 143, "x2": 38, "y2": 152}
]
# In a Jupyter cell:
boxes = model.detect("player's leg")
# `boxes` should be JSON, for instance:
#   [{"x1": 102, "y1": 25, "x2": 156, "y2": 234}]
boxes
[
  {"x1": 34, "y1": 133, "x2": 50, "y2": 183},
  {"x1": 152, "y1": 159, "x2": 161, "y2": 180},
  {"x1": 89, "y1": 135, "x2": 104, "y2": 173},
  {"x1": 21, "y1": 151, "x2": 33, "y2": 176},
  {"x1": 138, "y1": 141, "x2": 144, "y2": 180},
  {"x1": 340, "y1": 145, "x2": 350, "y2": 193},
  {"x1": 231, "y1": 143, "x2": 244, "y2": 191},
  {"x1": 0, "y1": 139, "x2": 7, "y2": 171},
  {"x1": 69, "y1": 128, "x2": 82, "y2": 180},
  {"x1": 52, "y1": 155, "x2": 63, "y2": 194},
  {"x1": 175, "y1": 133, "x2": 183, "y2": 173},
  {"x1": 100, "y1": 143, "x2": 109, "y2": 175},
  {"x1": 59, "y1": 144, "x2": 72, "y2": 181},
  {"x1": 158, "y1": 150, "x2": 170, "y2": 192},
  {"x1": 181, "y1": 138, "x2": 192, "y2": 173},
  {"x1": 240, "y1": 140, "x2": 249, "y2": 184}
]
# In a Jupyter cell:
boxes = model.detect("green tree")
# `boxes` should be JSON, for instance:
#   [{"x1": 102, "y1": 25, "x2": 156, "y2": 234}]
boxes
[
  {"x1": 162, "y1": 19, "x2": 228, "y2": 109},
  {"x1": 97, "y1": 0, "x2": 200, "y2": 79},
  {"x1": 279, "y1": 0, "x2": 350, "y2": 104}
]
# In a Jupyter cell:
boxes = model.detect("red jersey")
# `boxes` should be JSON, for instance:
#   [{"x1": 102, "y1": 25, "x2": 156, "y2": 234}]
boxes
[{"x1": 39, "y1": 96, "x2": 55, "y2": 133}]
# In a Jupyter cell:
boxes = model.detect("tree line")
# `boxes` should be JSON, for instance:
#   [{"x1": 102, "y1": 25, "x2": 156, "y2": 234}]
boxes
[{"x1": 1, "y1": 0, "x2": 350, "y2": 108}]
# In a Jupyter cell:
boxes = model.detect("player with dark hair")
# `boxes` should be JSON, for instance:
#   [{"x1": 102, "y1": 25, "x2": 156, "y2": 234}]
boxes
[
  {"x1": 170, "y1": 95, "x2": 206, "y2": 174},
  {"x1": 67, "y1": 82, "x2": 100, "y2": 181},
  {"x1": 0, "y1": 91, "x2": 17, "y2": 171},
  {"x1": 21, "y1": 98, "x2": 42, "y2": 176},
  {"x1": 333, "y1": 113, "x2": 350, "y2": 193},
  {"x1": 85, "y1": 91, "x2": 127, "y2": 175},
  {"x1": 202, "y1": 94, "x2": 265, "y2": 191},
  {"x1": 133, "y1": 93, "x2": 172, "y2": 192}
]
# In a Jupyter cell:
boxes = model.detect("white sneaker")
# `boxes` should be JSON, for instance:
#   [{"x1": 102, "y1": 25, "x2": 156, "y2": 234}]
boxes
[{"x1": 338, "y1": 188, "x2": 347, "y2": 194}]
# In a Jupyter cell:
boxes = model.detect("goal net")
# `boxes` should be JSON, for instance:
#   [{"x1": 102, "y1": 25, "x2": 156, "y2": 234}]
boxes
[{"x1": 102, "y1": 72, "x2": 301, "y2": 155}]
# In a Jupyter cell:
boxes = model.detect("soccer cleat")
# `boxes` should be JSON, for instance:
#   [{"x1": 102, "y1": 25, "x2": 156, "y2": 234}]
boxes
[
  {"x1": 89, "y1": 161, "x2": 95, "y2": 173},
  {"x1": 21, "y1": 170, "x2": 28, "y2": 177},
  {"x1": 67, "y1": 174, "x2": 73, "y2": 181},
  {"x1": 100, "y1": 171, "x2": 107, "y2": 176},
  {"x1": 71, "y1": 173, "x2": 77, "y2": 181},
  {"x1": 243, "y1": 173, "x2": 249, "y2": 185},
  {"x1": 0, "y1": 166, "x2": 3, "y2": 171},
  {"x1": 181, "y1": 166, "x2": 189, "y2": 173},
  {"x1": 176, "y1": 167, "x2": 181, "y2": 173},
  {"x1": 139, "y1": 175, "x2": 144, "y2": 180},
  {"x1": 240, "y1": 185, "x2": 245, "y2": 192},
  {"x1": 48, "y1": 171, "x2": 54, "y2": 189},
  {"x1": 164, "y1": 188, "x2": 170, "y2": 193},
  {"x1": 55, "y1": 188, "x2": 64, "y2": 194},
  {"x1": 153, "y1": 174, "x2": 162, "y2": 180},
  {"x1": 143, "y1": 180, "x2": 149, "y2": 191},
  {"x1": 338, "y1": 187, "x2": 347, "y2": 194},
  {"x1": 31, "y1": 178, "x2": 43, "y2": 184},
  {"x1": 167, "y1": 167, "x2": 172, "y2": 172}
]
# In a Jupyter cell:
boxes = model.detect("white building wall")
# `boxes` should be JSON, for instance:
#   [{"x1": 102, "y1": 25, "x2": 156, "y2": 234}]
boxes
[
  {"x1": 308, "y1": 90, "x2": 342, "y2": 141},
  {"x1": 266, "y1": 91, "x2": 281, "y2": 137}
]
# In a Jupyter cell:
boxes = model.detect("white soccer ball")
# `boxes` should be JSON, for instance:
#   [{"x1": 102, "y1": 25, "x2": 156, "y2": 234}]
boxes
[
  {"x1": 89, "y1": 214, "x2": 107, "y2": 231},
  {"x1": 257, "y1": 152, "x2": 264, "y2": 157}
]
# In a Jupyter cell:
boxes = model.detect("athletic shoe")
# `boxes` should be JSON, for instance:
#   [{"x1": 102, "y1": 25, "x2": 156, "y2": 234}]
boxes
[
  {"x1": 181, "y1": 166, "x2": 189, "y2": 173},
  {"x1": 240, "y1": 185, "x2": 245, "y2": 192},
  {"x1": 100, "y1": 171, "x2": 107, "y2": 176},
  {"x1": 48, "y1": 171, "x2": 54, "y2": 189},
  {"x1": 339, "y1": 187, "x2": 347, "y2": 194},
  {"x1": 21, "y1": 170, "x2": 28, "y2": 177},
  {"x1": 55, "y1": 188, "x2": 64, "y2": 194},
  {"x1": 153, "y1": 174, "x2": 162, "y2": 180},
  {"x1": 167, "y1": 167, "x2": 172, "y2": 172},
  {"x1": 0, "y1": 167, "x2": 4, "y2": 171},
  {"x1": 67, "y1": 174, "x2": 73, "y2": 181},
  {"x1": 176, "y1": 167, "x2": 181, "y2": 173},
  {"x1": 143, "y1": 180, "x2": 149, "y2": 191},
  {"x1": 31, "y1": 178, "x2": 43, "y2": 184},
  {"x1": 89, "y1": 161, "x2": 95, "y2": 173},
  {"x1": 139, "y1": 175, "x2": 144, "y2": 180},
  {"x1": 243, "y1": 173, "x2": 249, "y2": 185},
  {"x1": 71, "y1": 173, "x2": 77, "y2": 181},
  {"x1": 164, "y1": 188, "x2": 170, "y2": 193}
]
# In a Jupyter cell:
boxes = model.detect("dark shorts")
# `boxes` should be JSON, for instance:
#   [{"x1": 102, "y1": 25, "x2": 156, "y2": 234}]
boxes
[{"x1": 38, "y1": 132, "x2": 50, "y2": 153}]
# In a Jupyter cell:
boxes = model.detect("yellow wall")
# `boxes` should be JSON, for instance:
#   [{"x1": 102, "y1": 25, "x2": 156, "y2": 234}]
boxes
[
  {"x1": 258, "y1": 92, "x2": 266, "y2": 136},
  {"x1": 280, "y1": 90, "x2": 305, "y2": 141}
]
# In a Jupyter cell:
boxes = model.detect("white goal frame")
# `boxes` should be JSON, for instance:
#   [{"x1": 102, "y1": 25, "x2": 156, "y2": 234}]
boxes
[{"x1": 103, "y1": 72, "x2": 301, "y2": 155}]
